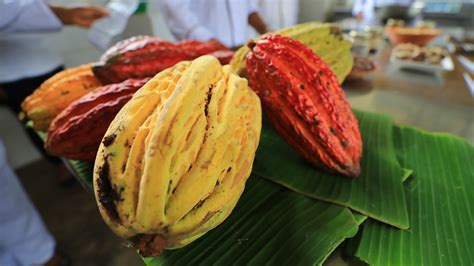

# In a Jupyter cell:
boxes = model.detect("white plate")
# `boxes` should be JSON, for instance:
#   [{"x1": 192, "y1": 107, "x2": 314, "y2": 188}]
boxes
[{"x1": 389, "y1": 53, "x2": 454, "y2": 73}]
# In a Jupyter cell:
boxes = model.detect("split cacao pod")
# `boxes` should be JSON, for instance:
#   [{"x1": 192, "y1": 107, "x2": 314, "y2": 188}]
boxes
[
  {"x1": 93, "y1": 36, "x2": 232, "y2": 84},
  {"x1": 21, "y1": 64, "x2": 102, "y2": 131},
  {"x1": 45, "y1": 78, "x2": 150, "y2": 161},
  {"x1": 93, "y1": 55, "x2": 261, "y2": 256},
  {"x1": 246, "y1": 34, "x2": 362, "y2": 177}
]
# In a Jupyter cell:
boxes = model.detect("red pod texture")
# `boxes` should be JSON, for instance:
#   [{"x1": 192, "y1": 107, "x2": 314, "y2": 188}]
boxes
[
  {"x1": 246, "y1": 34, "x2": 362, "y2": 177},
  {"x1": 93, "y1": 36, "x2": 233, "y2": 84},
  {"x1": 93, "y1": 36, "x2": 190, "y2": 84},
  {"x1": 45, "y1": 78, "x2": 150, "y2": 161}
]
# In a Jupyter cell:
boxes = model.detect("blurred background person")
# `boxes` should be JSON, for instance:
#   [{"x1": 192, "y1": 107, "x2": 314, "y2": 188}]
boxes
[
  {"x1": 353, "y1": 0, "x2": 413, "y2": 26},
  {"x1": 0, "y1": 0, "x2": 128, "y2": 185},
  {"x1": 0, "y1": 140, "x2": 67, "y2": 266},
  {"x1": 0, "y1": 1, "x2": 107, "y2": 265},
  {"x1": 158, "y1": 0, "x2": 269, "y2": 49},
  {"x1": 250, "y1": 0, "x2": 299, "y2": 35}
]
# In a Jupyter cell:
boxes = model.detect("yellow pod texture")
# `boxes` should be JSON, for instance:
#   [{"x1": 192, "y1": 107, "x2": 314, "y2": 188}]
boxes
[
  {"x1": 21, "y1": 64, "x2": 102, "y2": 131},
  {"x1": 93, "y1": 55, "x2": 262, "y2": 257}
]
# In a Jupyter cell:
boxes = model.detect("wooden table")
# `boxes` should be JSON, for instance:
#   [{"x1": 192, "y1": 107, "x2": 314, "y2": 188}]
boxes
[{"x1": 343, "y1": 45, "x2": 474, "y2": 144}]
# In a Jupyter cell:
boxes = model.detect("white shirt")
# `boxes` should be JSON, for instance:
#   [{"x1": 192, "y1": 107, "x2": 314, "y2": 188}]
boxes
[
  {"x1": 88, "y1": 0, "x2": 139, "y2": 51},
  {"x1": 252, "y1": 0, "x2": 298, "y2": 31},
  {"x1": 0, "y1": 0, "x2": 136, "y2": 82},
  {"x1": 0, "y1": 0, "x2": 63, "y2": 83},
  {"x1": 158, "y1": 0, "x2": 258, "y2": 47}
]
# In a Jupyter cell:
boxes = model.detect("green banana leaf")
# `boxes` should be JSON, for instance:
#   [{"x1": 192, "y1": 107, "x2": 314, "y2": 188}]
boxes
[
  {"x1": 350, "y1": 125, "x2": 474, "y2": 265},
  {"x1": 253, "y1": 110, "x2": 409, "y2": 229},
  {"x1": 144, "y1": 177, "x2": 362, "y2": 266},
  {"x1": 66, "y1": 160, "x2": 93, "y2": 190}
]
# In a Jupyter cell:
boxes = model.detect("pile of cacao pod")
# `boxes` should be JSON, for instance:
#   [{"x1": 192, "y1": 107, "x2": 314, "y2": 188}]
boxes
[{"x1": 20, "y1": 22, "x2": 361, "y2": 256}]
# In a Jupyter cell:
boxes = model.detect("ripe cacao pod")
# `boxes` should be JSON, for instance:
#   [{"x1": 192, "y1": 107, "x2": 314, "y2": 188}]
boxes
[
  {"x1": 93, "y1": 55, "x2": 261, "y2": 256},
  {"x1": 177, "y1": 39, "x2": 228, "y2": 56},
  {"x1": 93, "y1": 36, "x2": 232, "y2": 84},
  {"x1": 230, "y1": 22, "x2": 353, "y2": 84},
  {"x1": 45, "y1": 78, "x2": 150, "y2": 161},
  {"x1": 207, "y1": 50, "x2": 234, "y2": 65},
  {"x1": 246, "y1": 34, "x2": 362, "y2": 177},
  {"x1": 21, "y1": 64, "x2": 102, "y2": 131},
  {"x1": 93, "y1": 36, "x2": 190, "y2": 84}
]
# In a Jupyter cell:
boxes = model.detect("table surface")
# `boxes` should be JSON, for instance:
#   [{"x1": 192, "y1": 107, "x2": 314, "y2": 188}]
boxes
[{"x1": 343, "y1": 45, "x2": 474, "y2": 144}]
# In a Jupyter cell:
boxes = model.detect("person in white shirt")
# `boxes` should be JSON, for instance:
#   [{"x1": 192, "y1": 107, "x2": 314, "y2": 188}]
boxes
[
  {"x1": 0, "y1": 1, "x2": 114, "y2": 187},
  {"x1": 353, "y1": 0, "x2": 413, "y2": 26},
  {"x1": 251, "y1": 0, "x2": 299, "y2": 33},
  {"x1": 158, "y1": 0, "x2": 269, "y2": 49},
  {"x1": 0, "y1": 1, "x2": 108, "y2": 265}
]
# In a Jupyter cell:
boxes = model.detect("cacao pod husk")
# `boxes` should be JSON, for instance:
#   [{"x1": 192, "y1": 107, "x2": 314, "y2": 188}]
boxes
[
  {"x1": 45, "y1": 78, "x2": 150, "y2": 161},
  {"x1": 93, "y1": 55, "x2": 261, "y2": 256},
  {"x1": 21, "y1": 64, "x2": 102, "y2": 131},
  {"x1": 93, "y1": 36, "x2": 232, "y2": 84},
  {"x1": 246, "y1": 34, "x2": 362, "y2": 177},
  {"x1": 93, "y1": 36, "x2": 190, "y2": 84}
]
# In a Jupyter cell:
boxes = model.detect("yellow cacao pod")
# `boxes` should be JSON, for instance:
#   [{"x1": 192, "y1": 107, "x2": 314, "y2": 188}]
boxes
[
  {"x1": 21, "y1": 64, "x2": 102, "y2": 131},
  {"x1": 93, "y1": 55, "x2": 262, "y2": 256}
]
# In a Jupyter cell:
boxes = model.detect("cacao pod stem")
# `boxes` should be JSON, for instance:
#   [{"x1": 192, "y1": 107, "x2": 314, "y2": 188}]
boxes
[
  {"x1": 131, "y1": 234, "x2": 166, "y2": 257},
  {"x1": 247, "y1": 40, "x2": 257, "y2": 50}
]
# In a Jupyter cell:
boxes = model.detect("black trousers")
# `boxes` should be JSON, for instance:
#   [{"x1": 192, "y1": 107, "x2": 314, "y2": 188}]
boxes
[{"x1": 1, "y1": 66, "x2": 64, "y2": 165}]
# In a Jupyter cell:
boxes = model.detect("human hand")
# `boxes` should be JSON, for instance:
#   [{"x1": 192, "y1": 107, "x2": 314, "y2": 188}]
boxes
[{"x1": 50, "y1": 5, "x2": 109, "y2": 29}]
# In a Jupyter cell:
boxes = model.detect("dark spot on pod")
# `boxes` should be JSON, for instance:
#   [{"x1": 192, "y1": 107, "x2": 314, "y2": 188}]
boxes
[
  {"x1": 61, "y1": 90, "x2": 70, "y2": 95},
  {"x1": 97, "y1": 158, "x2": 121, "y2": 222},
  {"x1": 187, "y1": 164, "x2": 193, "y2": 172},
  {"x1": 192, "y1": 196, "x2": 209, "y2": 211},
  {"x1": 312, "y1": 116, "x2": 320, "y2": 125},
  {"x1": 102, "y1": 134, "x2": 116, "y2": 147},
  {"x1": 329, "y1": 127, "x2": 336, "y2": 136},
  {"x1": 204, "y1": 86, "x2": 213, "y2": 117},
  {"x1": 299, "y1": 84, "x2": 305, "y2": 90},
  {"x1": 167, "y1": 180, "x2": 173, "y2": 194},
  {"x1": 131, "y1": 234, "x2": 166, "y2": 258},
  {"x1": 342, "y1": 141, "x2": 349, "y2": 147},
  {"x1": 264, "y1": 90, "x2": 270, "y2": 96},
  {"x1": 227, "y1": 167, "x2": 232, "y2": 173},
  {"x1": 121, "y1": 162, "x2": 126, "y2": 173}
]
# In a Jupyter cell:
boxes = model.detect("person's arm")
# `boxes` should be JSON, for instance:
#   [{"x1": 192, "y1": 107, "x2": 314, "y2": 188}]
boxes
[
  {"x1": 247, "y1": 0, "x2": 268, "y2": 34},
  {"x1": 0, "y1": 0, "x2": 108, "y2": 33},
  {"x1": 248, "y1": 11, "x2": 268, "y2": 34},
  {"x1": 160, "y1": 0, "x2": 215, "y2": 41},
  {"x1": 352, "y1": 0, "x2": 364, "y2": 21},
  {"x1": 49, "y1": 4, "x2": 109, "y2": 29}
]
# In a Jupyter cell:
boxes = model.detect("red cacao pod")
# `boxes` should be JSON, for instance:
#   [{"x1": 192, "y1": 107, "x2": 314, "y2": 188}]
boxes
[
  {"x1": 208, "y1": 50, "x2": 234, "y2": 65},
  {"x1": 45, "y1": 78, "x2": 150, "y2": 161},
  {"x1": 93, "y1": 36, "x2": 191, "y2": 84},
  {"x1": 93, "y1": 36, "x2": 232, "y2": 84},
  {"x1": 246, "y1": 34, "x2": 362, "y2": 177},
  {"x1": 177, "y1": 39, "x2": 229, "y2": 56}
]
